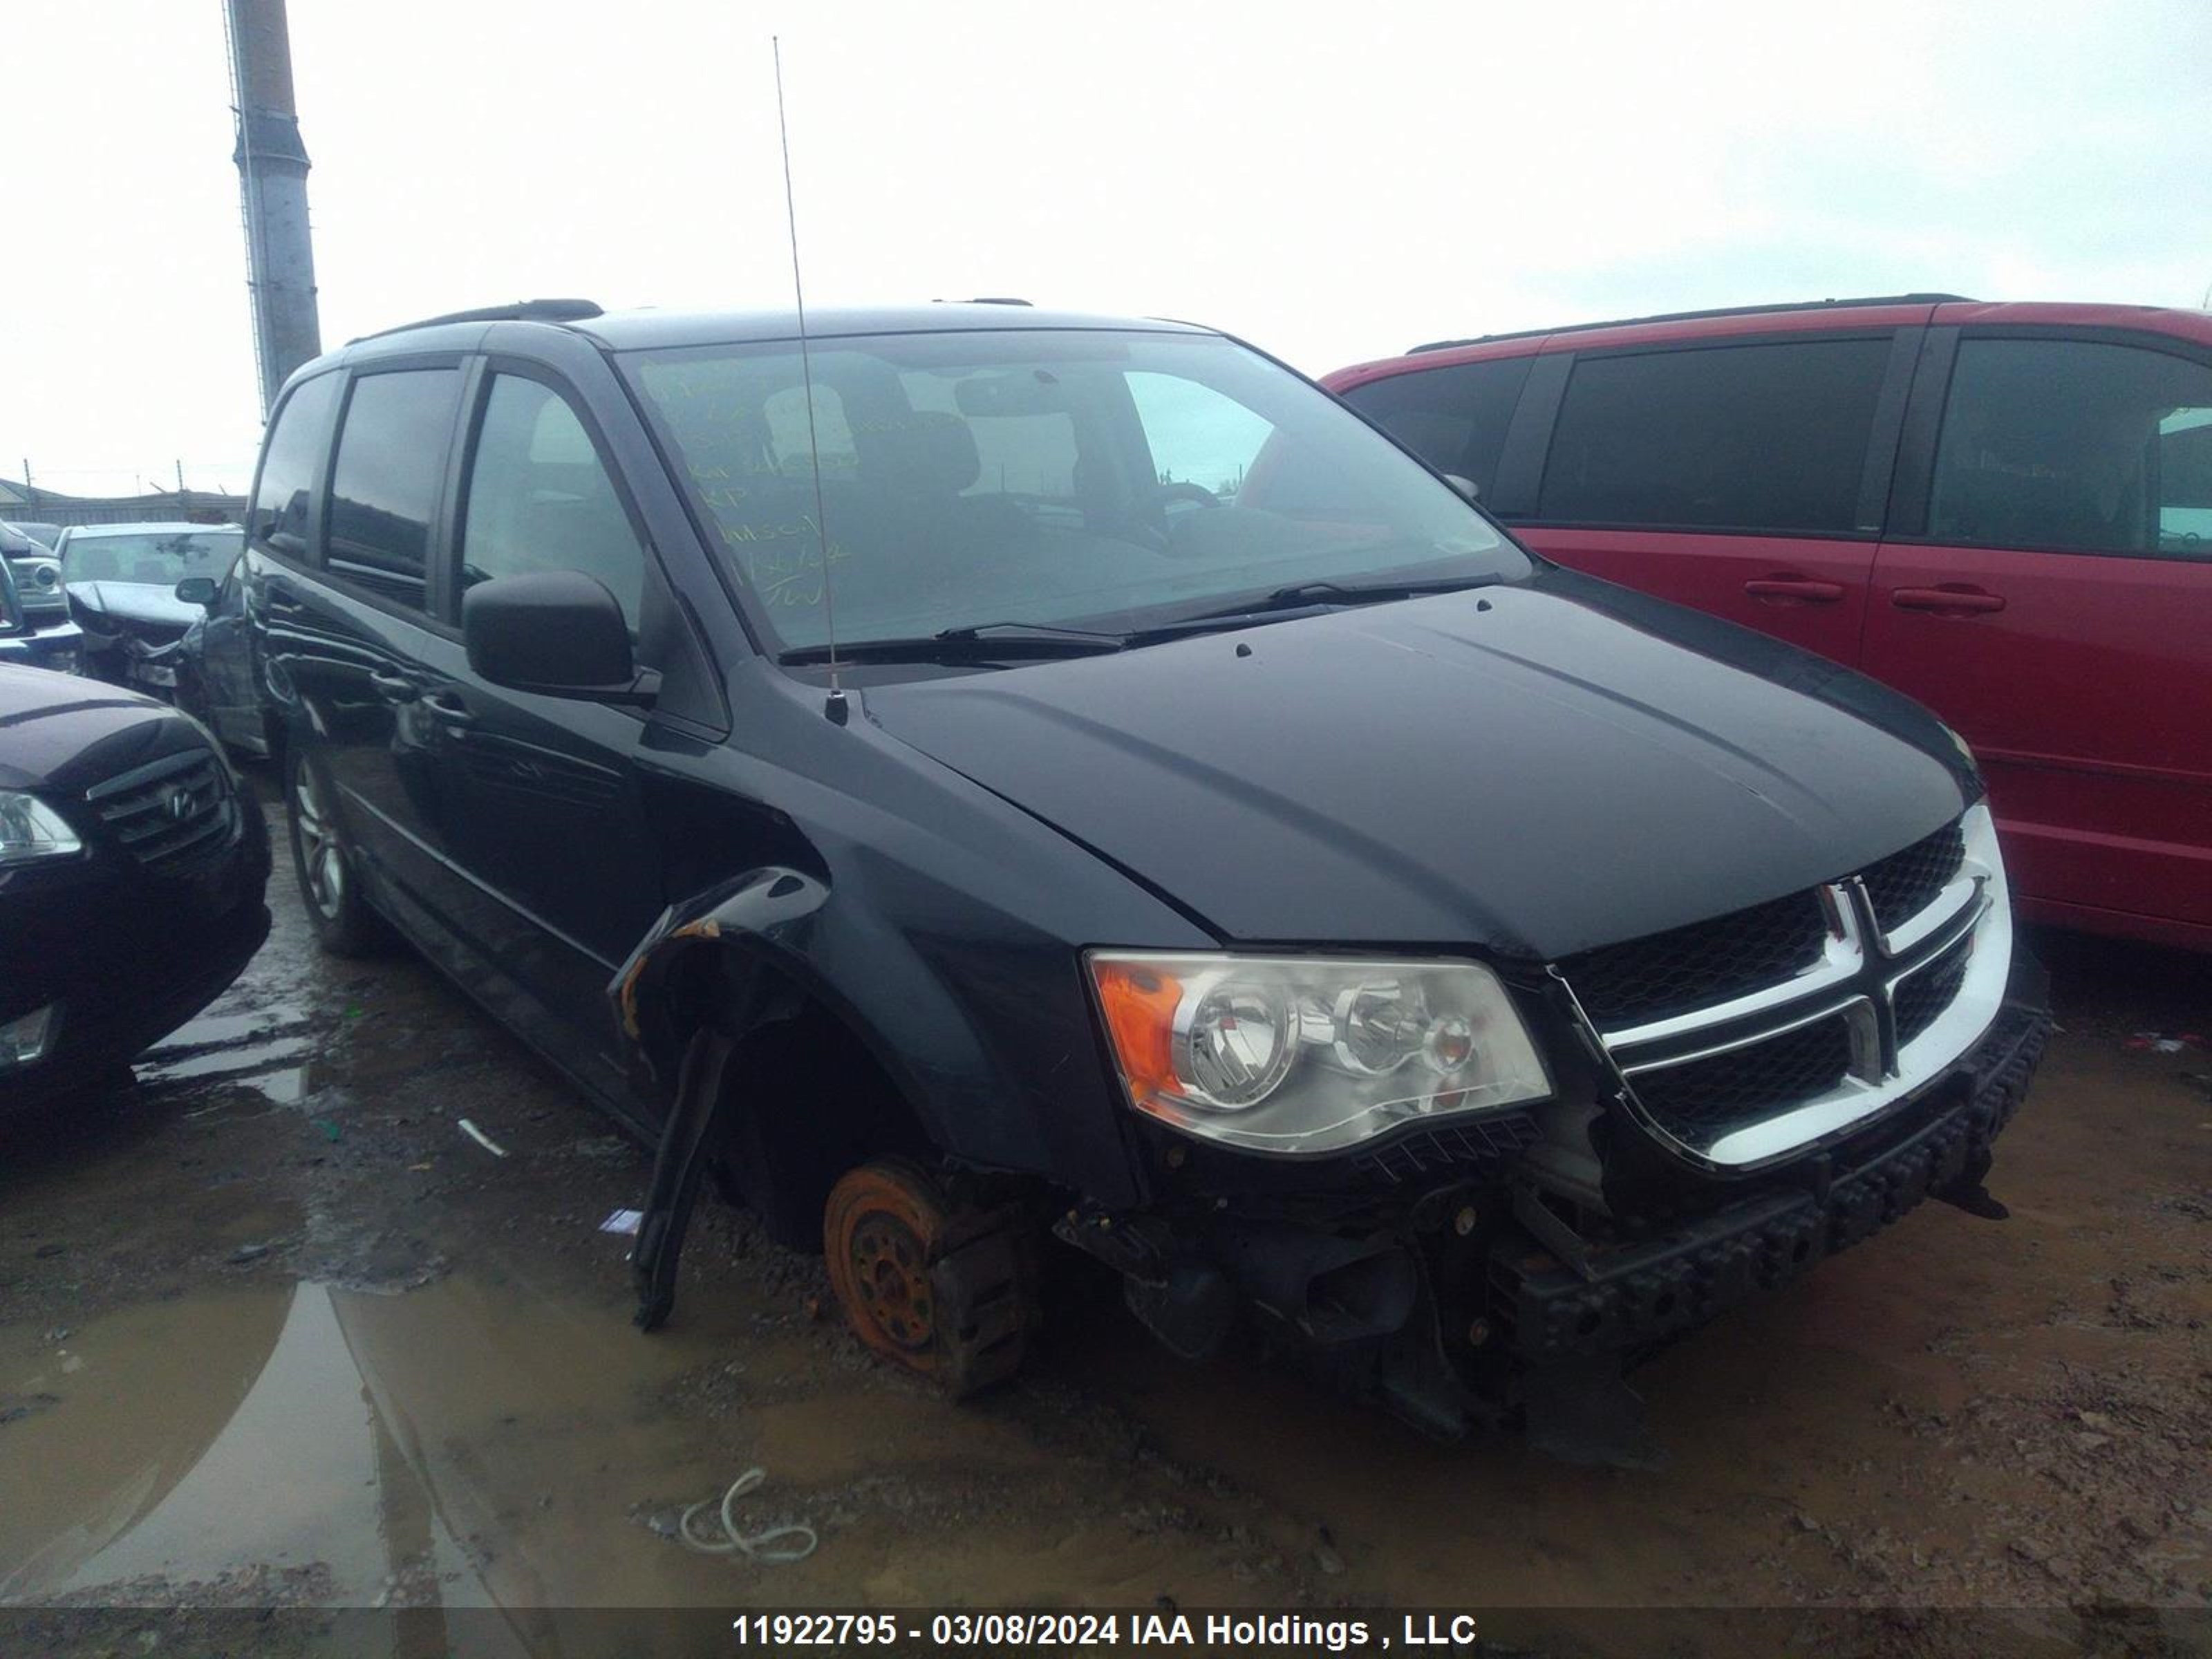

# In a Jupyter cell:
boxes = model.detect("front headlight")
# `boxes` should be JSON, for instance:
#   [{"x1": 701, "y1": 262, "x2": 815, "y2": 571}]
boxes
[
  {"x1": 1087, "y1": 951, "x2": 1550, "y2": 1155},
  {"x1": 0, "y1": 792, "x2": 84, "y2": 865}
]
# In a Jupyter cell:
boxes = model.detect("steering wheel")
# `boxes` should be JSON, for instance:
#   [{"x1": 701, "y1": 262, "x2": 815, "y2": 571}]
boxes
[{"x1": 1152, "y1": 482, "x2": 1222, "y2": 512}]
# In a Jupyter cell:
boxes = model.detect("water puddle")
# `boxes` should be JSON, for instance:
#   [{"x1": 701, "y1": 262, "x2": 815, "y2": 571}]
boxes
[
  {"x1": 136, "y1": 1008, "x2": 324, "y2": 1105},
  {"x1": 0, "y1": 1271, "x2": 809, "y2": 1618}
]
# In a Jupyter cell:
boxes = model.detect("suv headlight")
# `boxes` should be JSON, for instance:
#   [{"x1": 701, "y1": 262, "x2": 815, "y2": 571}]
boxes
[
  {"x1": 8, "y1": 556, "x2": 65, "y2": 610},
  {"x1": 0, "y1": 793, "x2": 84, "y2": 865},
  {"x1": 1087, "y1": 951, "x2": 1550, "y2": 1155}
]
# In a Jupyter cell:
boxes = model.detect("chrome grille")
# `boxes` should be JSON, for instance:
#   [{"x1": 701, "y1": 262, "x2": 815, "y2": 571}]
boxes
[
  {"x1": 85, "y1": 747, "x2": 235, "y2": 869},
  {"x1": 1560, "y1": 888, "x2": 1829, "y2": 1028},
  {"x1": 1558, "y1": 807, "x2": 2010, "y2": 1170},
  {"x1": 1628, "y1": 1014, "x2": 1855, "y2": 1137},
  {"x1": 1894, "y1": 934, "x2": 1974, "y2": 1048},
  {"x1": 1861, "y1": 821, "x2": 1966, "y2": 934}
]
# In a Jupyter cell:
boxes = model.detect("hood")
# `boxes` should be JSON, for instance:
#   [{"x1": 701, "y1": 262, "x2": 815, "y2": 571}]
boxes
[
  {"x1": 863, "y1": 570, "x2": 1974, "y2": 960},
  {"x1": 0, "y1": 664, "x2": 202, "y2": 794},
  {"x1": 66, "y1": 581, "x2": 200, "y2": 634}
]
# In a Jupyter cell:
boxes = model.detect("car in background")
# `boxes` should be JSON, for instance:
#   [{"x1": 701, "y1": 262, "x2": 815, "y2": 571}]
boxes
[
  {"x1": 171, "y1": 549, "x2": 276, "y2": 759},
  {"x1": 0, "y1": 664, "x2": 271, "y2": 1112},
  {"x1": 1327, "y1": 297, "x2": 2212, "y2": 951},
  {"x1": 0, "y1": 526, "x2": 84, "y2": 676},
  {"x1": 5, "y1": 521, "x2": 66, "y2": 551},
  {"x1": 55, "y1": 521, "x2": 243, "y2": 695}
]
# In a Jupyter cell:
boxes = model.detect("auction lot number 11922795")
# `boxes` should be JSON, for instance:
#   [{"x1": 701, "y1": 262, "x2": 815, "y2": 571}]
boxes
[{"x1": 727, "y1": 1611, "x2": 1485, "y2": 1651}]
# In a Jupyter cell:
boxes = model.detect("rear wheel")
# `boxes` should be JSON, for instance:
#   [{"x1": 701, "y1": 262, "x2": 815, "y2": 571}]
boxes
[
  {"x1": 285, "y1": 747, "x2": 388, "y2": 957},
  {"x1": 823, "y1": 1159, "x2": 1034, "y2": 1397}
]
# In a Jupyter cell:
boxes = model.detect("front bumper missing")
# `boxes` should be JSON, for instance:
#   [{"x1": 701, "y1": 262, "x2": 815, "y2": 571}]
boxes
[
  {"x1": 1500, "y1": 995, "x2": 2047, "y2": 1365},
  {"x1": 1098, "y1": 963, "x2": 2051, "y2": 1438}
]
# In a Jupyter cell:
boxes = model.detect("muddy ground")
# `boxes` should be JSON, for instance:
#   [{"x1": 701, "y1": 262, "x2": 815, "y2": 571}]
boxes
[{"x1": 1, "y1": 794, "x2": 2207, "y2": 1658}]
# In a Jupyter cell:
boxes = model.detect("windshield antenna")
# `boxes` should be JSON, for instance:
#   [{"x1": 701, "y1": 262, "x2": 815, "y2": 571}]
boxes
[{"x1": 773, "y1": 37, "x2": 847, "y2": 724}]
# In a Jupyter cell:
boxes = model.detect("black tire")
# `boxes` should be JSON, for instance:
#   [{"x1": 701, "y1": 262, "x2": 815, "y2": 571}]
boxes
[{"x1": 285, "y1": 747, "x2": 391, "y2": 957}]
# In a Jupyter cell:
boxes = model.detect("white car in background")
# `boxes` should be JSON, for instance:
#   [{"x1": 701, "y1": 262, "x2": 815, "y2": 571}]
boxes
[{"x1": 54, "y1": 521, "x2": 243, "y2": 695}]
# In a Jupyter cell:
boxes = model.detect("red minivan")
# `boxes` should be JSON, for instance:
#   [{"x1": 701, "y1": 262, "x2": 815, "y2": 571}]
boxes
[{"x1": 1326, "y1": 297, "x2": 2212, "y2": 951}]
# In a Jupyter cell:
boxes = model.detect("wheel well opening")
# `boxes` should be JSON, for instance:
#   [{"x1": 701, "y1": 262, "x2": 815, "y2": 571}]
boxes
[{"x1": 665, "y1": 965, "x2": 935, "y2": 1253}]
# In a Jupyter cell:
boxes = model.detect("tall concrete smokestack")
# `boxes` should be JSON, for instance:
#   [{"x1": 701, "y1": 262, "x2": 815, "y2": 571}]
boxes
[{"x1": 225, "y1": 0, "x2": 321, "y2": 418}]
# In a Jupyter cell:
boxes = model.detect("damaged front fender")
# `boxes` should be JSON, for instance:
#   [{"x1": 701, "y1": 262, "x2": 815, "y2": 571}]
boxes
[
  {"x1": 611, "y1": 865, "x2": 828, "y2": 1067},
  {"x1": 611, "y1": 867, "x2": 829, "y2": 1330}
]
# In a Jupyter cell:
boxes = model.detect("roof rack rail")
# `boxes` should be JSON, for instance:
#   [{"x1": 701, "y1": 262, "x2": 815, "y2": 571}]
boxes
[
  {"x1": 348, "y1": 298, "x2": 604, "y2": 344},
  {"x1": 935, "y1": 296, "x2": 1033, "y2": 306},
  {"x1": 1407, "y1": 292, "x2": 1974, "y2": 355}
]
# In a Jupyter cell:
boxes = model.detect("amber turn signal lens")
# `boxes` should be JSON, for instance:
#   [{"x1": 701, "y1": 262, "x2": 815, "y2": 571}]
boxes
[{"x1": 1092, "y1": 962, "x2": 1182, "y2": 1104}]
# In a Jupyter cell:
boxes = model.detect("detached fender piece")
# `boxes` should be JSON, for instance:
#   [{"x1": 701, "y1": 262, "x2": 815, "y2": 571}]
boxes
[{"x1": 615, "y1": 868, "x2": 827, "y2": 1330}]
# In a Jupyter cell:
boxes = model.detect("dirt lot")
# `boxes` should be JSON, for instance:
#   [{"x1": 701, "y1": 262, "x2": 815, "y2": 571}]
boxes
[{"x1": 1, "y1": 797, "x2": 2207, "y2": 1658}]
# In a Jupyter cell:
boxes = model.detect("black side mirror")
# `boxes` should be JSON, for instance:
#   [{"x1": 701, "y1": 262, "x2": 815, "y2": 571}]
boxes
[
  {"x1": 462, "y1": 571, "x2": 659, "y2": 706},
  {"x1": 175, "y1": 577, "x2": 219, "y2": 606}
]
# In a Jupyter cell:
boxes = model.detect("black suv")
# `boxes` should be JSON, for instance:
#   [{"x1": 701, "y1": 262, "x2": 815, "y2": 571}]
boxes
[{"x1": 243, "y1": 299, "x2": 2047, "y2": 1446}]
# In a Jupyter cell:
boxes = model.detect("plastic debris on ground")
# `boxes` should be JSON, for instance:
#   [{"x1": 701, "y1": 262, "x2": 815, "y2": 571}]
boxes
[{"x1": 2124, "y1": 1031, "x2": 2205, "y2": 1053}]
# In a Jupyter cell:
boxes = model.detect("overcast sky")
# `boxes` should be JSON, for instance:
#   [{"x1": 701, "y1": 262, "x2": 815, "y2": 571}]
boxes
[{"x1": 7, "y1": 0, "x2": 2207, "y2": 500}]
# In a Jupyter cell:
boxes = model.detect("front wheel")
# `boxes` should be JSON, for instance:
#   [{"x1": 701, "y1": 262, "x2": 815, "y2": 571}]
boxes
[
  {"x1": 285, "y1": 747, "x2": 389, "y2": 957},
  {"x1": 823, "y1": 1160, "x2": 1035, "y2": 1398}
]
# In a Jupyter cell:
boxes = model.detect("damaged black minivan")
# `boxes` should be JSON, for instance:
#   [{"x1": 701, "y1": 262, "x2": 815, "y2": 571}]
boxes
[{"x1": 245, "y1": 301, "x2": 2047, "y2": 1446}]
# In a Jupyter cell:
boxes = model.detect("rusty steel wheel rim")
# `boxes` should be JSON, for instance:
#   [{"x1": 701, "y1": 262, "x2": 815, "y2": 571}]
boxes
[{"x1": 847, "y1": 1212, "x2": 934, "y2": 1351}]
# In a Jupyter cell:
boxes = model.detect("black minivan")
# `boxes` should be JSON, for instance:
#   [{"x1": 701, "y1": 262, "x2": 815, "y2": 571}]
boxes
[{"x1": 242, "y1": 300, "x2": 2047, "y2": 1446}]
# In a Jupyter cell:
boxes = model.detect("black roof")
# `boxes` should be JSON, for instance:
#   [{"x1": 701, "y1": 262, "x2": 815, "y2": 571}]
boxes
[
  {"x1": 1407, "y1": 292, "x2": 1974, "y2": 355},
  {"x1": 347, "y1": 297, "x2": 603, "y2": 343},
  {"x1": 338, "y1": 299, "x2": 1213, "y2": 358}
]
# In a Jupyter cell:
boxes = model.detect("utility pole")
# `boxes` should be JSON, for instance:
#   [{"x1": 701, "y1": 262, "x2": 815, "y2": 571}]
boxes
[{"x1": 224, "y1": 0, "x2": 322, "y2": 419}]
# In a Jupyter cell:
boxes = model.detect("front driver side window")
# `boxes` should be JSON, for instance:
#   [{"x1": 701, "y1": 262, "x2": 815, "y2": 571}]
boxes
[{"x1": 460, "y1": 375, "x2": 647, "y2": 625}]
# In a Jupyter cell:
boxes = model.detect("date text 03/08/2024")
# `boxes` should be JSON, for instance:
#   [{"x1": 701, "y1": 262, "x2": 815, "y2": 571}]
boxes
[{"x1": 729, "y1": 1613, "x2": 1485, "y2": 1650}]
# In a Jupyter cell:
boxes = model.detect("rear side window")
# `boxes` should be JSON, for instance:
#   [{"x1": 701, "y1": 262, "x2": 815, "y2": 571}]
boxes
[
  {"x1": 1339, "y1": 357, "x2": 1532, "y2": 503},
  {"x1": 328, "y1": 368, "x2": 465, "y2": 610},
  {"x1": 458, "y1": 375, "x2": 647, "y2": 625},
  {"x1": 1928, "y1": 338, "x2": 2212, "y2": 559},
  {"x1": 248, "y1": 372, "x2": 341, "y2": 558},
  {"x1": 1539, "y1": 339, "x2": 1891, "y2": 533}
]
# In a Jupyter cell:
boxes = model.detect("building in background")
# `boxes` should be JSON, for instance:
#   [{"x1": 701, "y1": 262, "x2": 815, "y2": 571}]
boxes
[{"x1": 0, "y1": 479, "x2": 244, "y2": 530}]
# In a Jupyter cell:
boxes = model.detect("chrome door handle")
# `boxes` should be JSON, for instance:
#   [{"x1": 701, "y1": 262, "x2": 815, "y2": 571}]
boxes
[{"x1": 422, "y1": 691, "x2": 476, "y2": 727}]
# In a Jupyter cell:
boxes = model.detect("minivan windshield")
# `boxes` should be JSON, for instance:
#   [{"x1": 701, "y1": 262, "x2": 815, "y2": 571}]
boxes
[
  {"x1": 623, "y1": 330, "x2": 1530, "y2": 655},
  {"x1": 61, "y1": 529, "x2": 242, "y2": 586}
]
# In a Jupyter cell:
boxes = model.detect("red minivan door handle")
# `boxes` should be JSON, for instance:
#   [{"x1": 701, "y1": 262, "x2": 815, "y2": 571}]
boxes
[
  {"x1": 1891, "y1": 585, "x2": 2006, "y2": 615},
  {"x1": 1743, "y1": 577, "x2": 1846, "y2": 604}
]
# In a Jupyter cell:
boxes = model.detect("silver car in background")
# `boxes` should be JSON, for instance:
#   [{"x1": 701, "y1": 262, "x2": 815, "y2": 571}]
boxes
[{"x1": 54, "y1": 521, "x2": 243, "y2": 695}]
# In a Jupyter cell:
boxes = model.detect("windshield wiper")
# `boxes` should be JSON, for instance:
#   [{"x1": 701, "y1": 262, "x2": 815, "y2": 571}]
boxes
[
  {"x1": 934, "y1": 620, "x2": 1125, "y2": 645},
  {"x1": 1133, "y1": 577, "x2": 1500, "y2": 641},
  {"x1": 778, "y1": 624, "x2": 1124, "y2": 667},
  {"x1": 1254, "y1": 577, "x2": 1497, "y2": 611}
]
